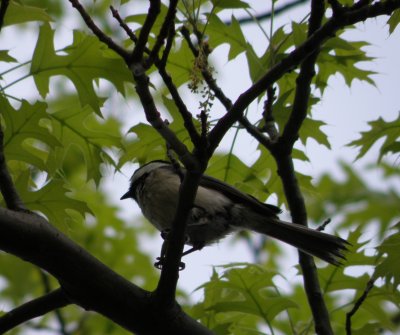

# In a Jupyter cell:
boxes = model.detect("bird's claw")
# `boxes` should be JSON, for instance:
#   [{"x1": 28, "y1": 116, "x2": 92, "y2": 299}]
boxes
[{"x1": 153, "y1": 257, "x2": 185, "y2": 271}]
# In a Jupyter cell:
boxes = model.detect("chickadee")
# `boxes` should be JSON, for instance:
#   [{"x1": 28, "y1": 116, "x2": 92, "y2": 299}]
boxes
[{"x1": 121, "y1": 160, "x2": 349, "y2": 265}]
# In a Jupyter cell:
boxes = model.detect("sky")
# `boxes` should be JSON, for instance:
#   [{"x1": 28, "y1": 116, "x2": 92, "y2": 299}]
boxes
[{"x1": 1, "y1": 0, "x2": 399, "y2": 333}]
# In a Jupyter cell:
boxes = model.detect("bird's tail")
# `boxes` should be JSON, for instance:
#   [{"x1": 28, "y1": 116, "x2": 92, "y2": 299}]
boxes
[{"x1": 244, "y1": 216, "x2": 349, "y2": 265}]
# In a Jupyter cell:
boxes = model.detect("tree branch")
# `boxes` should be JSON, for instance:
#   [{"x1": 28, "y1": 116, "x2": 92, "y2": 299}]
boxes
[
  {"x1": 155, "y1": 169, "x2": 203, "y2": 307},
  {"x1": 272, "y1": 0, "x2": 338, "y2": 333},
  {"x1": 145, "y1": 0, "x2": 178, "y2": 69},
  {"x1": 207, "y1": 0, "x2": 400, "y2": 156},
  {"x1": 110, "y1": 5, "x2": 138, "y2": 44},
  {"x1": 0, "y1": 127, "x2": 26, "y2": 211},
  {"x1": 0, "y1": 288, "x2": 70, "y2": 334},
  {"x1": 68, "y1": 0, "x2": 130, "y2": 62},
  {"x1": 39, "y1": 270, "x2": 70, "y2": 335},
  {"x1": 224, "y1": 0, "x2": 309, "y2": 25},
  {"x1": 131, "y1": 0, "x2": 161, "y2": 62},
  {"x1": 109, "y1": 7, "x2": 202, "y2": 150},
  {"x1": 346, "y1": 277, "x2": 376, "y2": 335},
  {"x1": 0, "y1": 0, "x2": 9, "y2": 32},
  {"x1": 131, "y1": 62, "x2": 196, "y2": 168},
  {"x1": 0, "y1": 207, "x2": 212, "y2": 335}
]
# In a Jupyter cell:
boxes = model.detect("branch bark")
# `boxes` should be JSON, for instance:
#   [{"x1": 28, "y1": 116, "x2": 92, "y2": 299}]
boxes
[
  {"x1": 0, "y1": 208, "x2": 213, "y2": 335},
  {"x1": 0, "y1": 288, "x2": 70, "y2": 334}
]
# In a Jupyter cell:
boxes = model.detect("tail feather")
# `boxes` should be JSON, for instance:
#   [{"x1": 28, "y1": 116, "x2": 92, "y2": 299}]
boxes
[{"x1": 247, "y1": 219, "x2": 350, "y2": 265}]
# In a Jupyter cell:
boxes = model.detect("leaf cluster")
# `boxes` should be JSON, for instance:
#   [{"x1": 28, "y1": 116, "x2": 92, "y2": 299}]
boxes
[{"x1": 0, "y1": 0, "x2": 399, "y2": 334}]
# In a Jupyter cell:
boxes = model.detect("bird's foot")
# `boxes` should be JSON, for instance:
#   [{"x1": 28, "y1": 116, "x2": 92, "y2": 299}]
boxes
[{"x1": 154, "y1": 256, "x2": 185, "y2": 271}]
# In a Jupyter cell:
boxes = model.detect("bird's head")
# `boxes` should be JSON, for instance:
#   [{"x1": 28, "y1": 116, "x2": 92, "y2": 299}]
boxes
[{"x1": 120, "y1": 160, "x2": 171, "y2": 200}]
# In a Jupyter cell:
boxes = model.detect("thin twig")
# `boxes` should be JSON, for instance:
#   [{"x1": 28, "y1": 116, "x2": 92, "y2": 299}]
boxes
[
  {"x1": 317, "y1": 218, "x2": 332, "y2": 232},
  {"x1": 110, "y1": 5, "x2": 201, "y2": 147},
  {"x1": 145, "y1": 0, "x2": 179, "y2": 69},
  {"x1": 261, "y1": 86, "x2": 279, "y2": 142},
  {"x1": 131, "y1": 0, "x2": 161, "y2": 62},
  {"x1": 0, "y1": 288, "x2": 70, "y2": 334},
  {"x1": 68, "y1": 0, "x2": 130, "y2": 61},
  {"x1": 0, "y1": 126, "x2": 26, "y2": 211},
  {"x1": 208, "y1": 0, "x2": 400, "y2": 156},
  {"x1": 110, "y1": 5, "x2": 138, "y2": 43},
  {"x1": 224, "y1": 0, "x2": 309, "y2": 25},
  {"x1": 346, "y1": 277, "x2": 376, "y2": 335},
  {"x1": 39, "y1": 271, "x2": 70, "y2": 335}
]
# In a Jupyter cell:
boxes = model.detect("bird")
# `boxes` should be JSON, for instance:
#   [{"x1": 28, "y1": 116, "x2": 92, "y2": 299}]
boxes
[{"x1": 120, "y1": 160, "x2": 349, "y2": 266}]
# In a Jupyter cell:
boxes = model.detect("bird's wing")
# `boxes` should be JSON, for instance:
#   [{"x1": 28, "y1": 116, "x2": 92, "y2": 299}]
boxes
[{"x1": 199, "y1": 174, "x2": 281, "y2": 216}]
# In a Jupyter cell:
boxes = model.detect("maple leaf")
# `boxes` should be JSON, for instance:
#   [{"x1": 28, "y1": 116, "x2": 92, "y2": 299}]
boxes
[
  {"x1": 30, "y1": 24, "x2": 131, "y2": 115},
  {"x1": 0, "y1": 96, "x2": 61, "y2": 170}
]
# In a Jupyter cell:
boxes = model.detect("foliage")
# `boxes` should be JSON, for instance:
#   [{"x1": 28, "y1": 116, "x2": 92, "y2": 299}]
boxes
[{"x1": 0, "y1": 0, "x2": 399, "y2": 334}]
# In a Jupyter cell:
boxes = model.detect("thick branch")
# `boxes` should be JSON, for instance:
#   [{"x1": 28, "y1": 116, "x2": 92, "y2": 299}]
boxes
[
  {"x1": 207, "y1": 0, "x2": 400, "y2": 155},
  {"x1": 0, "y1": 288, "x2": 70, "y2": 334},
  {"x1": 0, "y1": 208, "x2": 212, "y2": 335}
]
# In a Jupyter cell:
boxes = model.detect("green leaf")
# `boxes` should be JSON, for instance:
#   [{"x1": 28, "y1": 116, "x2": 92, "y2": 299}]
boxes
[
  {"x1": 375, "y1": 223, "x2": 400, "y2": 289},
  {"x1": 208, "y1": 154, "x2": 270, "y2": 201},
  {"x1": 299, "y1": 117, "x2": 331, "y2": 149},
  {"x1": 206, "y1": 14, "x2": 247, "y2": 60},
  {"x1": 47, "y1": 104, "x2": 121, "y2": 184},
  {"x1": 291, "y1": 22, "x2": 307, "y2": 47},
  {"x1": 317, "y1": 38, "x2": 375, "y2": 92},
  {"x1": 15, "y1": 171, "x2": 91, "y2": 229},
  {"x1": 119, "y1": 123, "x2": 165, "y2": 167},
  {"x1": 3, "y1": 1, "x2": 52, "y2": 26},
  {"x1": 166, "y1": 42, "x2": 196, "y2": 88},
  {"x1": 348, "y1": 115, "x2": 400, "y2": 161},
  {"x1": 0, "y1": 97, "x2": 61, "y2": 170},
  {"x1": 198, "y1": 264, "x2": 298, "y2": 328},
  {"x1": 211, "y1": 0, "x2": 250, "y2": 9},
  {"x1": 31, "y1": 24, "x2": 131, "y2": 115},
  {"x1": 0, "y1": 50, "x2": 17, "y2": 63},
  {"x1": 387, "y1": 9, "x2": 400, "y2": 34}
]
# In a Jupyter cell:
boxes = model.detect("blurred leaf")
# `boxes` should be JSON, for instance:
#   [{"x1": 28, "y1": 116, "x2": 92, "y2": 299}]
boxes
[
  {"x1": 0, "y1": 50, "x2": 17, "y2": 63},
  {"x1": 387, "y1": 9, "x2": 400, "y2": 34},
  {"x1": 3, "y1": 1, "x2": 52, "y2": 26},
  {"x1": 0, "y1": 97, "x2": 61, "y2": 170},
  {"x1": 317, "y1": 38, "x2": 375, "y2": 92},
  {"x1": 375, "y1": 223, "x2": 400, "y2": 289},
  {"x1": 14, "y1": 171, "x2": 91, "y2": 229},
  {"x1": 47, "y1": 104, "x2": 121, "y2": 184},
  {"x1": 349, "y1": 114, "x2": 400, "y2": 161},
  {"x1": 193, "y1": 264, "x2": 297, "y2": 333},
  {"x1": 206, "y1": 14, "x2": 247, "y2": 60},
  {"x1": 211, "y1": 0, "x2": 250, "y2": 9}
]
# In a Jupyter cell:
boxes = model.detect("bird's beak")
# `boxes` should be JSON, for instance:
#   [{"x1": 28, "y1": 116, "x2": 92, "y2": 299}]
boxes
[{"x1": 120, "y1": 191, "x2": 130, "y2": 200}]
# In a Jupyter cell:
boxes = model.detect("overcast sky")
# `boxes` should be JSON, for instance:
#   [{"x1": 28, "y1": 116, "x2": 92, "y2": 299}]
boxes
[{"x1": 1, "y1": 1, "x2": 399, "y2": 329}]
